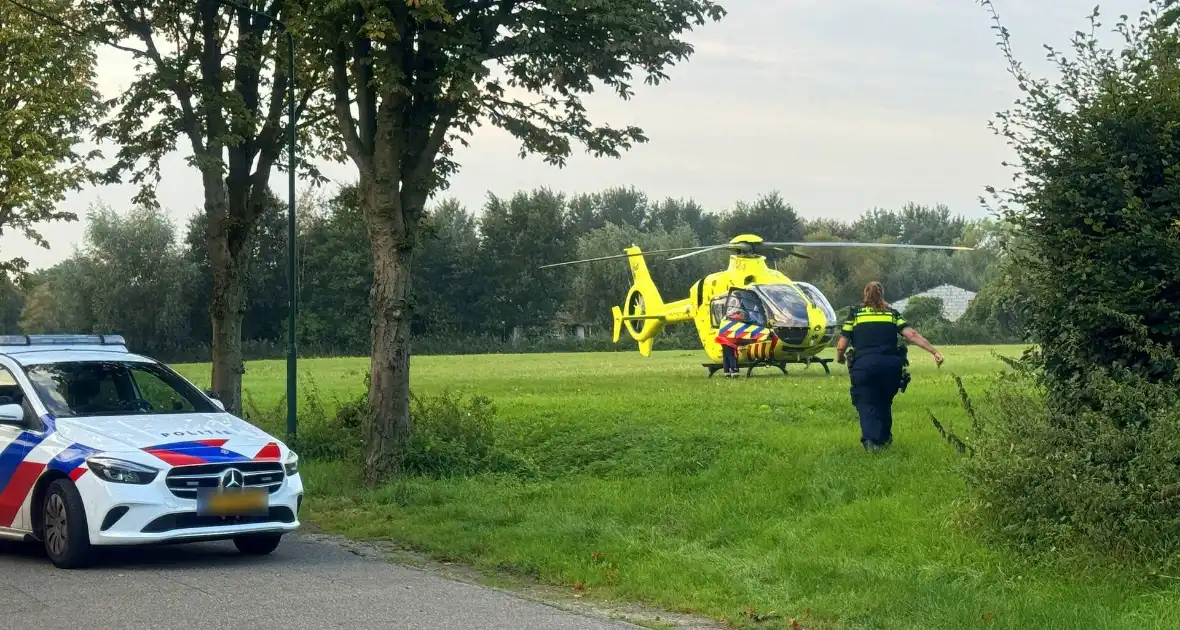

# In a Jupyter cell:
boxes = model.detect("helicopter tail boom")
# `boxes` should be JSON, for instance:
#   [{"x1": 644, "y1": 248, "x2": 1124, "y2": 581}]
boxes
[
  {"x1": 612, "y1": 307, "x2": 668, "y2": 344},
  {"x1": 614, "y1": 246, "x2": 693, "y2": 356}
]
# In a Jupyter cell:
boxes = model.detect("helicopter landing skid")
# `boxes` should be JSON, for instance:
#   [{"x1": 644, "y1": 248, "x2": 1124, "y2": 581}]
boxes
[{"x1": 703, "y1": 357, "x2": 833, "y2": 378}]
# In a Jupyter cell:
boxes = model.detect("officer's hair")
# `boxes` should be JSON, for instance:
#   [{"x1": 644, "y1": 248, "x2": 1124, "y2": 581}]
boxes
[{"x1": 862, "y1": 281, "x2": 888, "y2": 310}]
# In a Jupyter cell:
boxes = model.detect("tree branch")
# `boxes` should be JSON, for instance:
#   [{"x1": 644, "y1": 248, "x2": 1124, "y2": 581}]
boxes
[
  {"x1": 404, "y1": 0, "x2": 515, "y2": 199},
  {"x1": 293, "y1": 68, "x2": 323, "y2": 121},
  {"x1": 249, "y1": 34, "x2": 289, "y2": 167},
  {"x1": 197, "y1": 0, "x2": 225, "y2": 159},
  {"x1": 109, "y1": 0, "x2": 206, "y2": 156},
  {"x1": 351, "y1": 6, "x2": 376, "y2": 157},
  {"x1": 331, "y1": 41, "x2": 366, "y2": 164}
]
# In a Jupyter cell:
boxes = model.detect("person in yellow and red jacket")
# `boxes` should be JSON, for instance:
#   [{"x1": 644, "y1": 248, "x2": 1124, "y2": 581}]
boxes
[{"x1": 715, "y1": 308, "x2": 745, "y2": 377}]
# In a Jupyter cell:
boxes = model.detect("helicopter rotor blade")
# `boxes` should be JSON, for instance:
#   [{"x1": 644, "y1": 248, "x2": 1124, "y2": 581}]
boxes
[
  {"x1": 664, "y1": 244, "x2": 735, "y2": 261},
  {"x1": 543, "y1": 239, "x2": 971, "y2": 269},
  {"x1": 758, "y1": 246, "x2": 808, "y2": 261},
  {"x1": 763, "y1": 241, "x2": 974, "y2": 252},
  {"x1": 537, "y1": 245, "x2": 715, "y2": 269}
]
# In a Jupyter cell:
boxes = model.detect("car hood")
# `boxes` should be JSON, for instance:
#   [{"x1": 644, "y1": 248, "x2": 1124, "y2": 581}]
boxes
[{"x1": 56, "y1": 412, "x2": 284, "y2": 465}]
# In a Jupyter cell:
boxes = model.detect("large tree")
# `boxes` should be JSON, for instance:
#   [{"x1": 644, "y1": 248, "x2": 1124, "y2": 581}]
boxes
[
  {"x1": 478, "y1": 189, "x2": 573, "y2": 338},
  {"x1": 25, "y1": 203, "x2": 198, "y2": 354},
  {"x1": 310, "y1": 0, "x2": 726, "y2": 482},
  {"x1": 86, "y1": 0, "x2": 330, "y2": 414},
  {"x1": 0, "y1": 0, "x2": 101, "y2": 278},
  {"x1": 719, "y1": 191, "x2": 804, "y2": 242}
]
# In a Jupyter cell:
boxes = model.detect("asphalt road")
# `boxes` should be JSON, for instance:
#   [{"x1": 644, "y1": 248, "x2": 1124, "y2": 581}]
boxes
[{"x1": 0, "y1": 534, "x2": 639, "y2": 630}]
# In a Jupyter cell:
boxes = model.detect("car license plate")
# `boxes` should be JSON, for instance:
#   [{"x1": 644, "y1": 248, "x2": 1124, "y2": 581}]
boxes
[{"x1": 197, "y1": 487, "x2": 268, "y2": 516}]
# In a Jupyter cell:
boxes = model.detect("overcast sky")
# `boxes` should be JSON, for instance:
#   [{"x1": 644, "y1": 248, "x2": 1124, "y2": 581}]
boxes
[{"x1": 3, "y1": 0, "x2": 1149, "y2": 270}]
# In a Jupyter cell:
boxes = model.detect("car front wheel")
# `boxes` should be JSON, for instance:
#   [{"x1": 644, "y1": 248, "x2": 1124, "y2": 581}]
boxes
[
  {"x1": 233, "y1": 533, "x2": 282, "y2": 556},
  {"x1": 42, "y1": 479, "x2": 93, "y2": 569}
]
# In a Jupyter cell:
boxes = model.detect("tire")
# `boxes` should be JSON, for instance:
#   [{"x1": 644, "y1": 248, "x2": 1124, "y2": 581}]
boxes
[
  {"x1": 42, "y1": 478, "x2": 93, "y2": 569},
  {"x1": 233, "y1": 533, "x2": 282, "y2": 556}
]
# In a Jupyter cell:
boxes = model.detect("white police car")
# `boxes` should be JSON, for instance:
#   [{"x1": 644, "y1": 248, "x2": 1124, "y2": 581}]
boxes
[{"x1": 0, "y1": 334, "x2": 302, "y2": 568}]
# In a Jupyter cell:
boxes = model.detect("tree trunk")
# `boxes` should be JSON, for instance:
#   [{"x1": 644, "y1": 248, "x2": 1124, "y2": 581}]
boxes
[
  {"x1": 209, "y1": 252, "x2": 248, "y2": 415},
  {"x1": 204, "y1": 175, "x2": 251, "y2": 416},
  {"x1": 361, "y1": 177, "x2": 416, "y2": 485}
]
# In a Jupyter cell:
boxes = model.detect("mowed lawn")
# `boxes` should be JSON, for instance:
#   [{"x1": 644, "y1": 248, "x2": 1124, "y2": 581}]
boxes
[{"x1": 174, "y1": 346, "x2": 1180, "y2": 630}]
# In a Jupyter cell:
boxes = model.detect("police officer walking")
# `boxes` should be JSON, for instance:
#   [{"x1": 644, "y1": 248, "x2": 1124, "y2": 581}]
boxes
[{"x1": 834, "y1": 281, "x2": 943, "y2": 451}]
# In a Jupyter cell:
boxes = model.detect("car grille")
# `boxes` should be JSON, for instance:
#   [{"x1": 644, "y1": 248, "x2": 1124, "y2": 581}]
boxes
[
  {"x1": 165, "y1": 461, "x2": 285, "y2": 500},
  {"x1": 141, "y1": 506, "x2": 296, "y2": 533}
]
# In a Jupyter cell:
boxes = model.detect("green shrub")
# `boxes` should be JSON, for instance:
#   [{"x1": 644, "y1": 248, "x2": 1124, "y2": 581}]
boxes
[
  {"x1": 243, "y1": 377, "x2": 363, "y2": 461},
  {"x1": 935, "y1": 2, "x2": 1180, "y2": 568},
  {"x1": 901, "y1": 296, "x2": 944, "y2": 327},
  {"x1": 938, "y1": 360, "x2": 1180, "y2": 569},
  {"x1": 246, "y1": 370, "x2": 529, "y2": 479},
  {"x1": 402, "y1": 390, "x2": 531, "y2": 478}
]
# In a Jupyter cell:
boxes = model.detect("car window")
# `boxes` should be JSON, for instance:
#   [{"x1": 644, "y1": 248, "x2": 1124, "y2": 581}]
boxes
[
  {"x1": 0, "y1": 366, "x2": 23, "y2": 406},
  {"x1": 24, "y1": 361, "x2": 214, "y2": 418}
]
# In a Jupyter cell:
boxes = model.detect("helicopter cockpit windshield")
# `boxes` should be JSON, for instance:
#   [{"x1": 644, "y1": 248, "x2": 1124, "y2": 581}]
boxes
[
  {"x1": 794, "y1": 282, "x2": 838, "y2": 321},
  {"x1": 753, "y1": 284, "x2": 808, "y2": 327},
  {"x1": 753, "y1": 283, "x2": 837, "y2": 327}
]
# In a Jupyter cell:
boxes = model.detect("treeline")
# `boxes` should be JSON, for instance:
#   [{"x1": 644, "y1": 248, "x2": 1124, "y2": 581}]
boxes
[{"x1": 3, "y1": 185, "x2": 1014, "y2": 361}]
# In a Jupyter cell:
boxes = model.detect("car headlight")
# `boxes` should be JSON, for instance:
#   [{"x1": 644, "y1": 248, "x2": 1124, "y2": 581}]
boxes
[
  {"x1": 86, "y1": 457, "x2": 159, "y2": 485},
  {"x1": 284, "y1": 451, "x2": 299, "y2": 476}
]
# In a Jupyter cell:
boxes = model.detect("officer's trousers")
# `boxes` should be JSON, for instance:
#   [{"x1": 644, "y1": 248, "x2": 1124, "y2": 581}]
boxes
[
  {"x1": 721, "y1": 345, "x2": 738, "y2": 375},
  {"x1": 848, "y1": 353, "x2": 904, "y2": 449}
]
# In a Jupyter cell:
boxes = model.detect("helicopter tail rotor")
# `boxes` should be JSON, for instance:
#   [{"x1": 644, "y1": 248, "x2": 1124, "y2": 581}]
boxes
[{"x1": 611, "y1": 305, "x2": 624, "y2": 344}]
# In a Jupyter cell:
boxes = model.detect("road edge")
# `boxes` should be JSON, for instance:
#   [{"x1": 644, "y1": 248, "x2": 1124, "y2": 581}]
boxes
[{"x1": 293, "y1": 527, "x2": 728, "y2": 630}]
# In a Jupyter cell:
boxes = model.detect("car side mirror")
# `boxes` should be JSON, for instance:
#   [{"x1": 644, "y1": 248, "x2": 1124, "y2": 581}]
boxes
[
  {"x1": 205, "y1": 391, "x2": 226, "y2": 411},
  {"x1": 0, "y1": 403, "x2": 24, "y2": 426}
]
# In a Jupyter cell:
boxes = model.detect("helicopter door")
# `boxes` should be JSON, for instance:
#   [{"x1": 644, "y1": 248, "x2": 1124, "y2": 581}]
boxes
[{"x1": 712, "y1": 289, "x2": 768, "y2": 328}]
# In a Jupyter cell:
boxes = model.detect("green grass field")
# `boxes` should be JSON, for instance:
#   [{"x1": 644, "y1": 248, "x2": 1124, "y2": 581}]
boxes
[{"x1": 174, "y1": 346, "x2": 1180, "y2": 630}]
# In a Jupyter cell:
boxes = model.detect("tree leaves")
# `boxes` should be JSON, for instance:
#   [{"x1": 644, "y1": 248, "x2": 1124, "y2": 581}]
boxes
[
  {"x1": 0, "y1": 0, "x2": 102, "y2": 279},
  {"x1": 308, "y1": 0, "x2": 726, "y2": 204},
  {"x1": 85, "y1": 0, "x2": 335, "y2": 204}
]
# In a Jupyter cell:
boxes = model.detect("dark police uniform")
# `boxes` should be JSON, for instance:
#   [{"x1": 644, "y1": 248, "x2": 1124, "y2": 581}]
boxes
[{"x1": 841, "y1": 306, "x2": 908, "y2": 449}]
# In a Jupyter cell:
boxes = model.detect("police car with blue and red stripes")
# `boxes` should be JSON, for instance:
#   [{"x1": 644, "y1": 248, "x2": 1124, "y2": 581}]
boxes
[{"x1": 0, "y1": 334, "x2": 302, "y2": 568}]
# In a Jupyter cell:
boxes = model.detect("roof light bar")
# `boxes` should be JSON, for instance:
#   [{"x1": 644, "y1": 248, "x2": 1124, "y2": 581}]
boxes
[{"x1": 0, "y1": 334, "x2": 127, "y2": 346}]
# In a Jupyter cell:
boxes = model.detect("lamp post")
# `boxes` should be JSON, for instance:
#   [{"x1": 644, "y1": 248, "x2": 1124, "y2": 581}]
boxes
[{"x1": 215, "y1": 0, "x2": 298, "y2": 442}]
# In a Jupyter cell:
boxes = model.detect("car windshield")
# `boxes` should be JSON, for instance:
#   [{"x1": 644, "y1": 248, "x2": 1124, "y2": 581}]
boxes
[{"x1": 24, "y1": 361, "x2": 215, "y2": 418}]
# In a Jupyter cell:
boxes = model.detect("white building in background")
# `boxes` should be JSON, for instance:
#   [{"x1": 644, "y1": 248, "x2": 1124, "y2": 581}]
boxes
[{"x1": 891, "y1": 284, "x2": 978, "y2": 323}]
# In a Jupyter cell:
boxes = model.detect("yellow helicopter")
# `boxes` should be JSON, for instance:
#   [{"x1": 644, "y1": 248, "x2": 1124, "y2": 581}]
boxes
[{"x1": 540, "y1": 234, "x2": 974, "y2": 377}]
